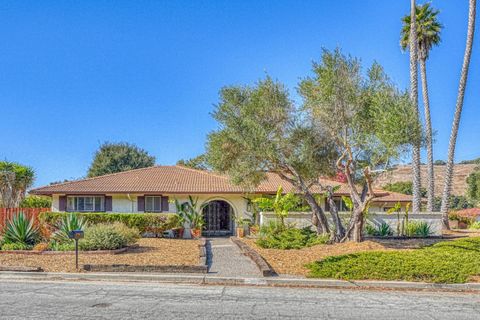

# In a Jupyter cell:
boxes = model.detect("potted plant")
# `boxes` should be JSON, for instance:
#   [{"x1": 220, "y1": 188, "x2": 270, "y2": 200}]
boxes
[
  {"x1": 175, "y1": 196, "x2": 206, "y2": 239},
  {"x1": 174, "y1": 199, "x2": 187, "y2": 238},
  {"x1": 249, "y1": 224, "x2": 260, "y2": 236},
  {"x1": 234, "y1": 216, "x2": 249, "y2": 238}
]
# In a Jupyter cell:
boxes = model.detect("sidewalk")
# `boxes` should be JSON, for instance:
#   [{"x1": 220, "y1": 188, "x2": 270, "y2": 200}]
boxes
[
  {"x1": 206, "y1": 237, "x2": 262, "y2": 277},
  {"x1": 1, "y1": 271, "x2": 479, "y2": 292}
]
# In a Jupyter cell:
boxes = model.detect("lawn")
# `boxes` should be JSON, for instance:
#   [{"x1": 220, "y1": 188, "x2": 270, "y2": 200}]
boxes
[
  {"x1": 0, "y1": 238, "x2": 200, "y2": 272},
  {"x1": 307, "y1": 237, "x2": 480, "y2": 283}
]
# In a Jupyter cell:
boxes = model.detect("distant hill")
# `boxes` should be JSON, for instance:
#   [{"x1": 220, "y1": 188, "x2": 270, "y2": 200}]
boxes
[{"x1": 374, "y1": 164, "x2": 478, "y2": 197}]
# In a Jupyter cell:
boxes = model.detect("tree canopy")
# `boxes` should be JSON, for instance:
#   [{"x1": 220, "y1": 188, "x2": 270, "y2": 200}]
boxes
[
  {"x1": 298, "y1": 48, "x2": 421, "y2": 241},
  {"x1": 177, "y1": 154, "x2": 210, "y2": 170},
  {"x1": 207, "y1": 49, "x2": 421, "y2": 242},
  {"x1": 87, "y1": 142, "x2": 156, "y2": 177},
  {"x1": 206, "y1": 77, "x2": 338, "y2": 234}
]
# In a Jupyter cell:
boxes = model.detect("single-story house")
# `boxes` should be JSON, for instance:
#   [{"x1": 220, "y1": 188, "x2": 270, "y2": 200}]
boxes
[{"x1": 30, "y1": 165, "x2": 412, "y2": 236}]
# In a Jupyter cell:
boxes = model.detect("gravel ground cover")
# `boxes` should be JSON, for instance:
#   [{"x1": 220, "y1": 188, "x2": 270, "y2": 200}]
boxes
[
  {"x1": 241, "y1": 237, "x2": 443, "y2": 276},
  {"x1": 0, "y1": 238, "x2": 200, "y2": 272}
]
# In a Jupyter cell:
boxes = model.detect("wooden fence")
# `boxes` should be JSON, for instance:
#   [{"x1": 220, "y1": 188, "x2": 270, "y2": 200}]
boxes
[{"x1": 0, "y1": 208, "x2": 50, "y2": 232}]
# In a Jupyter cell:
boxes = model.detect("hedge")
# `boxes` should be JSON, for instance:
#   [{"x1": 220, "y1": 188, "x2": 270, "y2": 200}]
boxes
[{"x1": 39, "y1": 212, "x2": 180, "y2": 234}]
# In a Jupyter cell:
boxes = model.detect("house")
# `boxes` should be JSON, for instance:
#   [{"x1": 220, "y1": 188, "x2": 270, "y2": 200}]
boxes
[{"x1": 30, "y1": 165, "x2": 412, "y2": 235}]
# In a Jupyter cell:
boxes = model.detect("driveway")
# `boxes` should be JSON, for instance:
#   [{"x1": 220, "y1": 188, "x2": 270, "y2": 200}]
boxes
[{"x1": 0, "y1": 279, "x2": 479, "y2": 319}]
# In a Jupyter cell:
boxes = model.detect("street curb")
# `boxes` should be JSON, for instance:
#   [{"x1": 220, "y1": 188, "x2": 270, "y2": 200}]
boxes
[{"x1": 0, "y1": 271, "x2": 479, "y2": 292}]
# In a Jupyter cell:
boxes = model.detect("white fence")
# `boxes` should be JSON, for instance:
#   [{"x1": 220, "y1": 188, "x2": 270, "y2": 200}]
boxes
[{"x1": 259, "y1": 211, "x2": 444, "y2": 236}]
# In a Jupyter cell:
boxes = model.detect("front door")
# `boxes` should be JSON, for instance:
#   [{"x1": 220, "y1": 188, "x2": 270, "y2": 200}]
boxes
[{"x1": 202, "y1": 200, "x2": 233, "y2": 236}]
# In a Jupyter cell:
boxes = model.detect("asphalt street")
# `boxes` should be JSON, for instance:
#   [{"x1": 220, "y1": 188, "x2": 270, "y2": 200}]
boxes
[{"x1": 0, "y1": 279, "x2": 479, "y2": 319}]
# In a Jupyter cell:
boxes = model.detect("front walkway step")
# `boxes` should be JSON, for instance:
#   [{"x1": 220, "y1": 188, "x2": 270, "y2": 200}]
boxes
[{"x1": 206, "y1": 237, "x2": 262, "y2": 277}]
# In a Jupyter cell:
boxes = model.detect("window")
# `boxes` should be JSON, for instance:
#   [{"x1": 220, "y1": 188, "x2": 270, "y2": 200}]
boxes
[
  {"x1": 145, "y1": 196, "x2": 162, "y2": 212},
  {"x1": 333, "y1": 199, "x2": 349, "y2": 212},
  {"x1": 67, "y1": 196, "x2": 104, "y2": 212}
]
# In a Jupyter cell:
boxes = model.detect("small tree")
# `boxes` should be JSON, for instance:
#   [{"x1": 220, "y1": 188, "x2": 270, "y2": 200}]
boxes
[
  {"x1": 206, "y1": 77, "x2": 338, "y2": 235},
  {"x1": 0, "y1": 161, "x2": 35, "y2": 208},
  {"x1": 466, "y1": 169, "x2": 480, "y2": 205},
  {"x1": 299, "y1": 49, "x2": 421, "y2": 242},
  {"x1": 87, "y1": 142, "x2": 155, "y2": 177},
  {"x1": 253, "y1": 187, "x2": 299, "y2": 228}
]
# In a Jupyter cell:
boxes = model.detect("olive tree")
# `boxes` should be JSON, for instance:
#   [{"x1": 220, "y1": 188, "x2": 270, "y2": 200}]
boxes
[
  {"x1": 299, "y1": 49, "x2": 421, "y2": 242},
  {"x1": 206, "y1": 78, "x2": 338, "y2": 235}
]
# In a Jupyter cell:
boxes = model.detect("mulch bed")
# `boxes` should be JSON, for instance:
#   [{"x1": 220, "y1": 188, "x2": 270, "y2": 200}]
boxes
[
  {"x1": 0, "y1": 238, "x2": 200, "y2": 273},
  {"x1": 240, "y1": 237, "x2": 444, "y2": 276}
]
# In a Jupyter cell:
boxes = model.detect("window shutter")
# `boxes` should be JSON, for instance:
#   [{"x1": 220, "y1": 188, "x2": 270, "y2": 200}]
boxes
[
  {"x1": 105, "y1": 196, "x2": 112, "y2": 212},
  {"x1": 324, "y1": 198, "x2": 330, "y2": 211},
  {"x1": 138, "y1": 196, "x2": 145, "y2": 212},
  {"x1": 59, "y1": 196, "x2": 67, "y2": 212},
  {"x1": 161, "y1": 196, "x2": 169, "y2": 212}
]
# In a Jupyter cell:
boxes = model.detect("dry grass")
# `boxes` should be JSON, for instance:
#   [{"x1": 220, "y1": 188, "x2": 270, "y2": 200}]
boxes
[
  {"x1": 0, "y1": 238, "x2": 200, "y2": 272},
  {"x1": 374, "y1": 164, "x2": 477, "y2": 197},
  {"x1": 241, "y1": 238, "x2": 443, "y2": 276}
]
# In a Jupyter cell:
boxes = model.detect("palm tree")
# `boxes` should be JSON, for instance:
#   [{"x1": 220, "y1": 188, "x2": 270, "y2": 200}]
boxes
[
  {"x1": 441, "y1": 0, "x2": 476, "y2": 228},
  {"x1": 401, "y1": 3, "x2": 443, "y2": 212},
  {"x1": 407, "y1": 0, "x2": 422, "y2": 214}
]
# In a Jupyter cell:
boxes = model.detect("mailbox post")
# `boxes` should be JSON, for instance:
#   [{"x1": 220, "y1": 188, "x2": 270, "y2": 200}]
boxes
[{"x1": 68, "y1": 230, "x2": 84, "y2": 270}]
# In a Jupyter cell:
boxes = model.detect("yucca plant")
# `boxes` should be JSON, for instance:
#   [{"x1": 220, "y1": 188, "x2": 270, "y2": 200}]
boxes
[
  {"x1": 3, "y1": 213, "x2": 39, "y2": 245},
  {"x1": 52, "y1": 214, "x2": 87, "y2": 243}
]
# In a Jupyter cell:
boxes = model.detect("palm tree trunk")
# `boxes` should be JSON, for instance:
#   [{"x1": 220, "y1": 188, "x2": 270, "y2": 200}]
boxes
[
  {"x1": 441, "y1": 0, "x2": 476, "y2": 228},
  {"x1": 410, "y1": 0, "x2": 422, "y2": 214},
  {"x1": 419, "y1": 58, "x2": 435, "y2": 212}
]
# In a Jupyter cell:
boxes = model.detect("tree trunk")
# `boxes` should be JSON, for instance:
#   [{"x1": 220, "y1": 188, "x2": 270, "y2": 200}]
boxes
[
  {"x1": 420, "y1": 58, "x2": 435, "y2": 212},
  {"x1": 326, "y1": 186, "x2": 345, "y2": 242},
  {"x1": 341, "y1": 205, "x2": 365, "y2": 242},
  {"x1": 441, "y1": 0, "x2": 476, "y2": 228},
  {"x1": 303, "y1": 191, "x2": 330, "y2": 235},
  {"x1": 410, "y1": 0, "x2": 422, "y2": 214}
]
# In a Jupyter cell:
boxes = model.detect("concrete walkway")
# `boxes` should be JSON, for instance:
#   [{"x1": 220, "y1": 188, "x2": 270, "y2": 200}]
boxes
[{"x1": 206, "y1": 237, "x2": 262, "y2": 277}]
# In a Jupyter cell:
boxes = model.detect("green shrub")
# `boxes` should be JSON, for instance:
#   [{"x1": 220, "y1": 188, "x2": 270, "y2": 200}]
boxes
[
  {"x1": 111, "y1": 222, "x2": 140, "y2": 245},
  {"x1": 307, "y1": 237, "x2": 480, "y2": 283},
  {"x1": 19, "y1": 195, "x2": 52, "y2": 208},
  {"x1": 257, "y1": 224, "x2": 328, "y2": 250},
  {"x1": 1, "y1": 242, "x2": 33, "y2": 251},
  {"x1": 3, "y1": 213, "x2": 39, "y2": 245},
  {"x1": 365, "y1": 222, "x2": 392, "y2": 237},
  {"x1": 52, "y1": 214, "x2": 87, "y2": 243},
  {"x1": 79, "y1": 223, "x2": 139, "y2": 251},
  {"x1": 470, "y1": 221, "x2": 480, "y2": 230},
  {"x1": 406, "y1": 221, "x2": 433, "y2": 238},
  {"x1": 48, "y1": 241, "x2": 76, "y2": 251},
  {"x1": 40, "y1": 212, "x2": 179, "y2": 234}
]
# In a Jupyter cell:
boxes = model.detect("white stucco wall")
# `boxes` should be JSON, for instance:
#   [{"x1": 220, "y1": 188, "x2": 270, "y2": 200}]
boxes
[
  {"x1": 110, "y1": 194, "x2": 138, "y2": 212},
  {"x1": 51, "y1": 195, "x2": 60, "y2": 212},
  {"x1": 260, "y1": 211, "x2": 444, "y2": 236}
]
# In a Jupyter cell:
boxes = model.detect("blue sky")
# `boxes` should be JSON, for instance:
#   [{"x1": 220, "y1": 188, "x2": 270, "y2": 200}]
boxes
[{"x1": 1, "y1": 1, "x2": 479, "y2": 187}]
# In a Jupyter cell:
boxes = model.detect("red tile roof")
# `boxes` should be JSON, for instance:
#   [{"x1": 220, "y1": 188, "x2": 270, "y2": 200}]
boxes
[{"x1": 30, "y1": 165, "x2": 410, "y2": 202}]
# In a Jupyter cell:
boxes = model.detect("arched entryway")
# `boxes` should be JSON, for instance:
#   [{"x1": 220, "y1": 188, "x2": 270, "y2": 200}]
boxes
[{"x1": 202, "y1": 200, "x2": 233, "y2": 236}]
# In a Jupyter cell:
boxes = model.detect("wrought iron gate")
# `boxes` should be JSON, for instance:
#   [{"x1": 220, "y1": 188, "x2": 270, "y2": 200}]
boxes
[{"x1": 202, "y1": 200, "x2": 232, "y2": 236}]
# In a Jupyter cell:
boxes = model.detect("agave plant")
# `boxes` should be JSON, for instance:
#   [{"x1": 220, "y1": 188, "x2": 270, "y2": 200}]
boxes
[
  {"x1": 52, "y1": 214, "x2": 87, "y2": 243},
  {"x1": 3, "y1": 213, "x2": 39, "y2": 245},
  {"x1": 377, "y1": 222, "x2": 393, "y2": 237}
]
